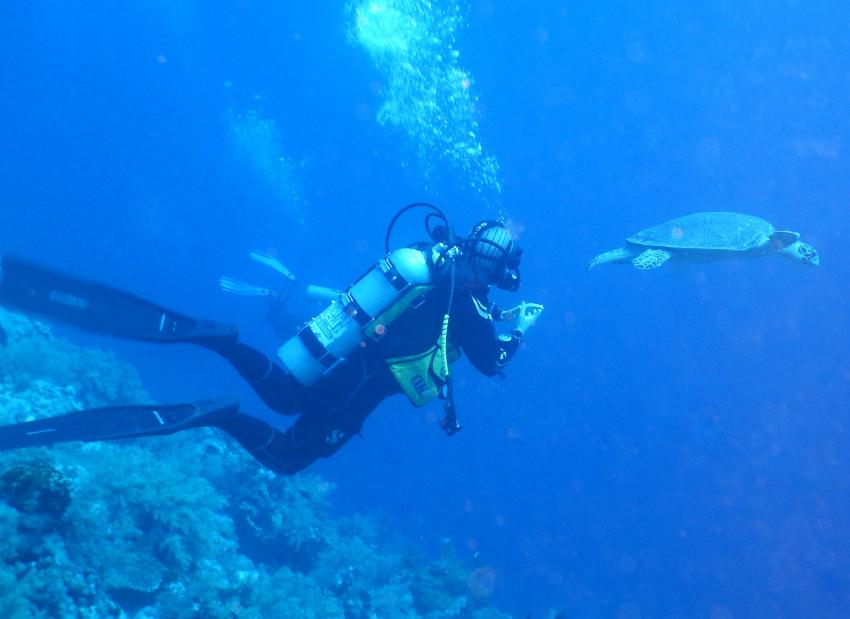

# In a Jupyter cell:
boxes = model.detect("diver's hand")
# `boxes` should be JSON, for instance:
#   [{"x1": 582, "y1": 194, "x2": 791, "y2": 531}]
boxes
[
  {"x1": 497, "y1": 304, "x2": 521, "y2": 321},
  {"x1": 514, "y1": 302, "x2": 544, "y2": 335},
  {"x1": 499, "y1": 302, "x2": 544, "y2": 323}
]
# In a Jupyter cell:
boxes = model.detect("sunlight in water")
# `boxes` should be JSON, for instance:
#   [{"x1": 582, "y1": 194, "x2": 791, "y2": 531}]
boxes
[{"x1": 348, "y1": 0, "x2": 502, "y2": 205}]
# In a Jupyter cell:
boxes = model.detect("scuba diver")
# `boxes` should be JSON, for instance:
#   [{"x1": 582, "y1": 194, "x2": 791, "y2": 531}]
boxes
[
  {"x1": 0, "y1": 204, "x2": 543, "y2": 474},
  {"x1": 220, "y1": 249, "x2": 340, "y2": 339}
]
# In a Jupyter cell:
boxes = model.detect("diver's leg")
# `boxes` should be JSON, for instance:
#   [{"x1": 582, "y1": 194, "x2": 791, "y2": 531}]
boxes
[
  {"x1": 217, "y1": 414, "x2": 317, "y2": 475},
  {"x1": 220, "y1": 351, "x2": 400, "y2": 473},
  {"x1": 219, "y1": 403, "x2": 373, "y2": 475},
  {"x1": 200, "y1": 340, "x2": 304, "y2": 416}
]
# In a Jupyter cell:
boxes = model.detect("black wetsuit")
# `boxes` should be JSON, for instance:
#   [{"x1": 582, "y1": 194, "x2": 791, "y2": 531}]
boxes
[{"x1": 208, "y1": 280, "x2": 521, "y2": 474}]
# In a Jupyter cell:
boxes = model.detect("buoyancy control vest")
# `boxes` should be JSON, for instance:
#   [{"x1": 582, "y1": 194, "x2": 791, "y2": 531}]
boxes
[
  {"x1": 385, "y1": 337, "x2": 460, "y2": 407},
  {"x1": 277, "y1": 246, "x2": 452, "y2": 393}
]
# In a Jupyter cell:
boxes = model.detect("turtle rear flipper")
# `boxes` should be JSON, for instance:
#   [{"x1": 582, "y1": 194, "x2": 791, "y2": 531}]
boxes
[{"x1": 632, "y1": 249, "x2": 671, "y2": 270}]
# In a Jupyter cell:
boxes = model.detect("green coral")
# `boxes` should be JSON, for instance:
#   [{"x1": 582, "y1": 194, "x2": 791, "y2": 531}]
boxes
[
  {"x1": 243, "y1": 566, "x2": 345, "y2": 619},
  {"x1": 231, "y1": 468, "x2": 335, "y2": 569},
  {"x1": 65, "y1": 440, "x2": 237, "y2": 592},
  {"x1": 0, "y1": 459, "x2": 72, "y2": 522},
  {"x1": 0, "y1": 567, "x2": 33, "y2": 619},
  {"x1": 370, "y1": 580, "x2": 418, "y2": 619},
  {"x1": 0, "y1": 309, "x2": 148, "y2": 410}
]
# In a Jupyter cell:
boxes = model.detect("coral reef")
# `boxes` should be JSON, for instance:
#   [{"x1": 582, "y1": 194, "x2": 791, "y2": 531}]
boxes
[
  {"x1": 0, "y1": 459, "x2": 72, "y2": 530},
  {"x1": 0, "y1": 309, "x2": 511, "y2": 618}
]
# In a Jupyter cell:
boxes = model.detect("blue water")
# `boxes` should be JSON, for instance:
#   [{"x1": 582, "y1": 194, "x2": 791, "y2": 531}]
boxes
[{"x1": 2, "y1": 2, "x2": 849, "y2": 616}]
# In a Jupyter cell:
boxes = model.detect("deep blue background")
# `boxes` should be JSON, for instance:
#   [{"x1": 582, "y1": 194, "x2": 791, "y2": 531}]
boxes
[{"x1": 2, "y1": 1, "x2": 849, "y2": 617}]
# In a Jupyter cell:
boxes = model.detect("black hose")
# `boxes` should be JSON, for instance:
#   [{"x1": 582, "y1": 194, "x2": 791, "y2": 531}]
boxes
[
  {"x1": 384, "y1": 202, "x2": 451, "y2": 253},
  {"x1": 383, "y1": 202, "x2": 462, "y2": 435}
]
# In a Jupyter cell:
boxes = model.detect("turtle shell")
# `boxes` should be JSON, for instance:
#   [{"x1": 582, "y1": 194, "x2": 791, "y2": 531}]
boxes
[{"x1": 627, "y1": 212, "x2": 775, "y2": 252}]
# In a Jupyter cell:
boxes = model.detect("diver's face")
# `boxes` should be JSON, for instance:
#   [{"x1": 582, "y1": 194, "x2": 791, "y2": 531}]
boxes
[
  {"x1": 495, "y1": 245, "x2": 523, "y2": 292},
  {"x1": 496, "y1": 269, "x2": 522, "y2": 292}
]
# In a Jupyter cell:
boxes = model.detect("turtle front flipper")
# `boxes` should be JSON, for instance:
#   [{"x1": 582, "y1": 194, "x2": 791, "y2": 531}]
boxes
[
  {"x1": 632, "y1": 249, "x2": 671, "y2": 270},
  {"x1": 587, "y1": 247, "x2": 634, "y2": 270}
]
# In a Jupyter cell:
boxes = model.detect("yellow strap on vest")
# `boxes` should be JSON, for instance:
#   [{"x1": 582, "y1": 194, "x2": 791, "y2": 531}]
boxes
[
  {"x1": 375, "y1": 283, "x2": 458, "y2": 407},
  {"x1": 438, "y1": 312, "x2": 450, "y2": 380},
  {"x1": 387, "y1": 329, "x2": 460, "y2": 408}
]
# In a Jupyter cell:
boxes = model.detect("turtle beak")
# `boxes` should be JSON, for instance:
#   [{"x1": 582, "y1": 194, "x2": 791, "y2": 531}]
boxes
[
  {"x1": 792, "y1": 242, "x2": 820, "y2": 266},
  {"x1": 802, "y1": 246, "x2": 820, "y2": 266}
]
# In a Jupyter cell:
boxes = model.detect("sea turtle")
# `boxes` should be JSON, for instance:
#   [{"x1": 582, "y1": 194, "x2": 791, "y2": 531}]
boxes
[{"x1": 588, "y1": 212, "x2": 820, "y2": 270}]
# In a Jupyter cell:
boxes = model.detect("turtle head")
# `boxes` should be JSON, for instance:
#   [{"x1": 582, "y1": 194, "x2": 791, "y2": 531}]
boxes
[
  {"x1": 781, "y1": 240, "x2": 820, "y2": 266},
  {"x1": 769, "y1": 230, "x2": 800, "y2": 249}
]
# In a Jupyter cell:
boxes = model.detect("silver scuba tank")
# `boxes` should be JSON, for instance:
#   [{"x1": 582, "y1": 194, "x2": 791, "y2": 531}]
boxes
[{"x1": 278, "y1": 247, "x2": 433, "y2": 386}]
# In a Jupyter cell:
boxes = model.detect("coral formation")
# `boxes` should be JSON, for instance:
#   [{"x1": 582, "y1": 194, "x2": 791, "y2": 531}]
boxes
[
  {"x1": 0, "y1": 459, "x2": 72, "y2": 528},
  {"x1": 0, "y1": 309, "x2": 511, "y2": 618}
]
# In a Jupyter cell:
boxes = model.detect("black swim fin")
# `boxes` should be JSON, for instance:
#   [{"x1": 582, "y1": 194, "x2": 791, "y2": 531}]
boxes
[
  {"x1": 0, "y1": 255, "x2": 237, "y2": 344},
  {"x1": 0, "y1": 396, "x2": 240, "y2": 451}
]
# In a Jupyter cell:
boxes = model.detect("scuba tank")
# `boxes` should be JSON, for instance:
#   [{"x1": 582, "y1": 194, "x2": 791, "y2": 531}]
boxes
[{"x1": 277, "y1": 247, "x2": 437, "y2": 386}]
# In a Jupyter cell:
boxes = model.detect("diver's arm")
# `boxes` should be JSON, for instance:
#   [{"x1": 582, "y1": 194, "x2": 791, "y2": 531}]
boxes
[{"x1": 455, "y1": 293, "x2": 522, "y2": 377}]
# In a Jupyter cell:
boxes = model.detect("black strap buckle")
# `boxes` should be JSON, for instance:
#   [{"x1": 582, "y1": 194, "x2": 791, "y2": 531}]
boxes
[
  {"x1": 439, "y1": 380, "x2": 461, "y2": 436},
  {"x1": 297, "y1": 327, "x2": 337, "y2": 368}
]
